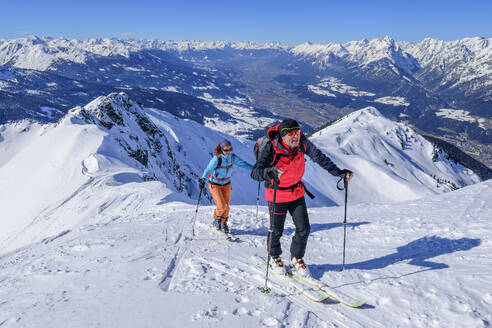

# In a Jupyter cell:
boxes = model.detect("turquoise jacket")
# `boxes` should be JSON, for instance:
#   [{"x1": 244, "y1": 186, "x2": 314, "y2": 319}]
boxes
[{"x1": 201, "y1": 153, "x2": 253, "y2": 185}]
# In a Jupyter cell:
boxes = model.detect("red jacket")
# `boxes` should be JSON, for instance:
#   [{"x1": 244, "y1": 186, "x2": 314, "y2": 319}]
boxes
[
  {"x1": 266, "y1": 125, "x2": 305, "y2": 202},
  {"x1": 251, "y1": 124, "x2": 342, "y2": 203}
]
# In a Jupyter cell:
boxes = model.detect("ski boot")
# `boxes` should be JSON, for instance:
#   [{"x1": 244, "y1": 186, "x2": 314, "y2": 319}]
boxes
[
  {"x1": 291, "y1": 257, "x2": 311, "y2": 278},
  {"x1": 221, "y1": 221, "x2": 229, "y2": 234},
  {"x1": 213, "y1": 218, "x2": 222, "y2": 231},
  {"x1": 270, "y1": 257, "x2": 287, "y2": 275}
]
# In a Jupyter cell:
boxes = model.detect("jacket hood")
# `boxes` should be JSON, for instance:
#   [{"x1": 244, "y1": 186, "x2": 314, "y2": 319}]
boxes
[{"x1": 267, "y1": 124, "x2": 280, "y2": 141}]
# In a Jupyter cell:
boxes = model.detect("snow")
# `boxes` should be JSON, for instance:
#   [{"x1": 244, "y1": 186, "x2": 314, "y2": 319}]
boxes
[
  {"x1": 0, "y1": 177, "x2": 490, "y2": 327},
  {"x1": 198, "y1": 95, "x2": 276, "y2": 139},
  {"x1": 0, "y1": 94, "x2": 489, "y2": 327},
  {"x1": 308, "y1": 84, "x2": 336, "y2": 97},
  {"x1": 25, "y1": 89, "x2": 46, "y2": 95},
  {"x1": 435, "y1": 108, "x2": 484, "y2": 128},
  {"x1": 39, "y1": 106, "x2": 62, "y2": 118},
  {"x1": 71, "y1": 91, "x2": 89, "y2": 96},
  {"x1": 291, "y1": 37, "x2": 419, "y2": 75},
  {"x1": 162, "y1": 86, "x2": 179, "y2": 92},
  {"x1": 123, "y1": 66, "x2": 146, "y2": 72},
  {"x1": 374, "y1": 96, "x2": 410, "y2": 107},
  {"x1": 305, "y1": 107, "x2": 480, "y2": 205},
  {"x1": 308, "y1": 77, "x2": 375, "y2": 98},
  {"x1": 1, "y1": 36, "x2": 490, "y2": 92},
  {"x1": 401, "y1": 37, "x2": 492, "y2": 89},
  {"x1": 0, "y1": 37, "x2": 287, "y2": 71},
  {"x1": 0, "y1": 81, "x2": 10, "y2": 90},
  {"x1": 0, "y1": 120, "x2": 107, "y2": 253}
]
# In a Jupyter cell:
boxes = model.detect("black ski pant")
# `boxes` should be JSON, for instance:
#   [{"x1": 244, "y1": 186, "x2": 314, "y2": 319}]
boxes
[{"x1": 268, "y1": 196, "x2": 310, "y2": 260}]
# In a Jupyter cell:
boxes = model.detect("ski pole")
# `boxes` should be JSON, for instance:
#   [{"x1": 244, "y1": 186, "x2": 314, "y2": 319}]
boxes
[
  {"x1": 254, "y1": 182, "x2": 261, "y2": 222},
  {"x1": 261, "y1": 179, "x2": 278, "y2": 294},
  {"x1": 341, "y1": 176, "x2": 349, "y2": 271},
  {"x1": 190, "y1": 186, "x2": 204, "y2": 240}
]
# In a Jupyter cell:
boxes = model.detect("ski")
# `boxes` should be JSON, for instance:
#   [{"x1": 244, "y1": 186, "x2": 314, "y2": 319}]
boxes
[
  {"x1": 289, "y1": 269, "x2": 366, "y2": 308},
  {"x1": 209, "y1": 226, "x2": 239, "y2": 242},
  {"x1": 250, "y1": 256, "x2": 328, "y2": 303}
]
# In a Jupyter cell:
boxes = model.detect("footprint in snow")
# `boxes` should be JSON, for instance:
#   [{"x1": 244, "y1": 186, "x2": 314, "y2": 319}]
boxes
[{"x1": 262, "y1": 317, "x2": 279, "y2": 326}]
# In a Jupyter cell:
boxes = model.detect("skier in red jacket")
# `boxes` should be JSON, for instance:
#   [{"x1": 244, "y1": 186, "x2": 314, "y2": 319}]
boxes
[{"x1": 251, "y1": 119, "x2": 352, "y2": 277}]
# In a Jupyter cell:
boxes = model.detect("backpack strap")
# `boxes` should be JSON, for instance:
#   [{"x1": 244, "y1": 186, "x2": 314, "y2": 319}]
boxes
[
  {"x1": 209, "y1": 154, "x2": 234, "y2": 181},
  {"x1": 216, "y1": 156, "x2": 222, "y2": 169},
  {"x1": 265, "y1": 180, "x2": 315, "y2": 199}
]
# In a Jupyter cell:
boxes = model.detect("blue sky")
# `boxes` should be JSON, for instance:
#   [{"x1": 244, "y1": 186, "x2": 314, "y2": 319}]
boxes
[{"x1": 1, "y1": 0, "x2": 491, "y2": 44}]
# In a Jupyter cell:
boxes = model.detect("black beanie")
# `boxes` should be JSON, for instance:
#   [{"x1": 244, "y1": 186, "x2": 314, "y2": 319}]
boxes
[{"x1": 279, "y1": 119, "x2": 300, "y2": 137}]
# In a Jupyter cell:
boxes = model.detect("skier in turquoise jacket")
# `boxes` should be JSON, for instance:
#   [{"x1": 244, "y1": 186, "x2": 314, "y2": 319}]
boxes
[{"x1": 199, "y1": 139, "x2": 253, "y2": 233}]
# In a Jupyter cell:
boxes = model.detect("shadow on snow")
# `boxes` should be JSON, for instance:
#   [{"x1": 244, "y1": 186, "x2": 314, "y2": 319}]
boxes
[{"x1": 310, "y1": 235, "x2": 481, "y2": 279}]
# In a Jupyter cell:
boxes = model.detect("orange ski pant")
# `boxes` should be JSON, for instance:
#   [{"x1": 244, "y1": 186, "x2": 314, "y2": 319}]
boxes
[{"x1": 209, "y1": 183, "x2": 231, "y2": 222}]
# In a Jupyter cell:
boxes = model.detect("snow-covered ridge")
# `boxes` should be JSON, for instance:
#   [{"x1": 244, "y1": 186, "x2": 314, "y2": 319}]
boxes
[
  {"x1": 0, "y1": 92, "x2": 259, "y2": 253},
  {"x1": 2, "y1": 35, "x2": 491, "y2": 75},
  {"x1": 291, "y1": 36, "x2": 492, "y2": 67},
  {"x1": 291, "y1": 36, "x2": 420, "y2": 74},
  {"x1": 292, "y1": 36, "x2": 492, "y2": 89},
  {"x1": 305, "y1": 107, "x2": 481, "y2": 204},
  {"x1": 402, "y1": 37, "x2": 492, "y2": 88},
  {"x1": 0, "y1": 36, "x2": 287, "y2": 70}
]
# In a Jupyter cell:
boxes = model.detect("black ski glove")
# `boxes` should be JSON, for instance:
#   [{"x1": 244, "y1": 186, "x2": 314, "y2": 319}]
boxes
[
  {"x1": 198, "y1": 178, "x2": 205, "y2": 189},
  {"x1": 338, "y1": 169, "x2": 353, "y2": 177},
  {"x1": 336, "y1": 169, "x2": 353, "y2": 190},
  {"x1": 338, "y1": 169, "x2": 353, "y2": 181},
  {"x1": 266, "y1": 167, "x2": 281, "y2": 181}
]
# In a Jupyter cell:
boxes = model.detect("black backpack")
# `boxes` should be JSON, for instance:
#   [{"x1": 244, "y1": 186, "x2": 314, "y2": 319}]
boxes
[
  {"x1": 253, "y1": 125, "x2": 314, "y2": 198},
  {"x1": 254, "y1": 123, "x2": 279, "y2": 162},
  {"x1": 254, "y1": 125, "x2": 305, "y2": 164},
  {"x1": 254, "y1": 135, "x2": 271, "y2": 161}
]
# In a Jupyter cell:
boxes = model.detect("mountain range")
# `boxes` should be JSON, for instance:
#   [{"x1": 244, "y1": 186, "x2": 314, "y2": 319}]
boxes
[
  {"x1": 1, "y1": 33, "x2": 491, "y2": 326},
  {"x1": 0, "y1": 36, "x2": 491, "y2": 168}
]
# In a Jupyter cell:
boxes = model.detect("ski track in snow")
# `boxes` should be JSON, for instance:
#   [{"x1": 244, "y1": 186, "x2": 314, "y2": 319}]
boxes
[{"x1": 0, "y1": 181, "x2": 492, "y2": 327}]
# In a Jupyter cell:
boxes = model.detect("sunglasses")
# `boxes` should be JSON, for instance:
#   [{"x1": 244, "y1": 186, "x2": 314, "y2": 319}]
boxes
[
  {"x1": 286, "y1": 129, "x2": 301, "y2": 137},
  {"x1": 222, "y1": 147, "x2": 233, "y2": 152}
]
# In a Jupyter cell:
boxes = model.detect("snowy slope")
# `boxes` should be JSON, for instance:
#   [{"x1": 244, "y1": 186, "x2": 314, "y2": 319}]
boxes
[
  {"x1": 0, "y1": 174, "x2": 490, "y2": 327},
  {"x1": 0, "y1": 92, "x2": 489, "y2": 327},
  {"x1": 0, "y1": 94, "x2": 481, "y2": 254},
  {"x1": 0, "y1": 92, "x2": 258, "y2": 254},
  {"x1": 304, "y1": 107, "x2": 481, "y2": 204}
]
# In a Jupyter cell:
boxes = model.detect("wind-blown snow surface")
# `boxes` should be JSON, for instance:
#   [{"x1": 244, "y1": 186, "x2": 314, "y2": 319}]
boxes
[
  {"x1": 0, "y1": 94, "x2": 488, "y2": 327},
  {"x1": 0, "y1": 177, "x2": 490, "y2": 327}
]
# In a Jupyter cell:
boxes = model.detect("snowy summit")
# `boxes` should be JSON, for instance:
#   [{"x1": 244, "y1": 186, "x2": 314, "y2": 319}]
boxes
[{"x1": 0, "y1": 93, "x2": 490, "y2": 327}]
